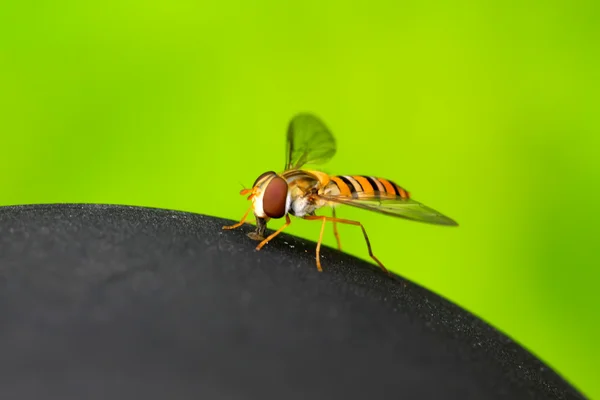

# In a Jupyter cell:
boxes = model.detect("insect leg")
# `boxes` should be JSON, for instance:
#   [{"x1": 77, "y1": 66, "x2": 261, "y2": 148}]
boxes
[
  {"x1": 332, "y1": 208, "x2": 342, "y2": 251},
  {"x1": 222, "y1": 205, "x2": 253, "y2": 230},
  {"x1": 303, "y1": 215, "x2": 389, "y2": 275},
  {"x1": 313, "y1": 216, "x2": 328, "y2": 272},
  {"x1": 247, "y1": 216, "x2": 267, "y2": 241},
  {"x1": 255, "y1": 214, "x2": 291, "y2": 251}
]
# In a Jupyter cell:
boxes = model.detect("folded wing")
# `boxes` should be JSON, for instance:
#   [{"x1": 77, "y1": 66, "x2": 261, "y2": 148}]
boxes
[{"x1": 317, "y1": 193, "x2": 458, "y2": 226}]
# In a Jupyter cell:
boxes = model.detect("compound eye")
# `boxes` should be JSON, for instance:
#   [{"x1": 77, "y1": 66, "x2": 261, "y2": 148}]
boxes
[
  {"x1": 263, "y1": 176, "x2": 288, "y2": 219},
  {"x1": 253, "y1": 171, "x2": 276, "y2": 188}
]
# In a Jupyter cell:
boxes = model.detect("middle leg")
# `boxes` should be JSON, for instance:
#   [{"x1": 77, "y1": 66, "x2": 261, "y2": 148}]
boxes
[
  {"x1": 303, "y1": 215, "x2": 389, "y2": 275},
  {"x1": 332, "y1": 207, "x2": 342, "y2": 251}
]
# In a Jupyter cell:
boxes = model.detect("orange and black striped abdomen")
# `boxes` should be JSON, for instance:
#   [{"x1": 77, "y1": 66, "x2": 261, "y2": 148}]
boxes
[{"x1": 330, "y1": 175, "x2": 410, "y2": 199}]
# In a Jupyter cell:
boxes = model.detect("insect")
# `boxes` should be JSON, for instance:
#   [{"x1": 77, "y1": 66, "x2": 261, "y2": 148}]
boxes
[{"x1": 223, "y1": 113, "x2": 458, "y2": 274}]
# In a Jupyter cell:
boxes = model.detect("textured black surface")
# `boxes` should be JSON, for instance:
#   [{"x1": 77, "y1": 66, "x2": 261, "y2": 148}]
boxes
[{"x1": 0, "y1": 204, "x2": 584, "y2": 400}]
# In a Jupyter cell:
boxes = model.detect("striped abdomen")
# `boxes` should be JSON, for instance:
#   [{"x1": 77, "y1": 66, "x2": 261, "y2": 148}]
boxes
[{"x1": 330, "y1": 175, "x2": 410, "y2": 199}]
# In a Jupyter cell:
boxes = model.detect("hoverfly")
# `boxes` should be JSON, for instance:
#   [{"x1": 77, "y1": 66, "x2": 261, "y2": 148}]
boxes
[{"x1": 223, "y1": 113, "x2": 458, "y2": 274}]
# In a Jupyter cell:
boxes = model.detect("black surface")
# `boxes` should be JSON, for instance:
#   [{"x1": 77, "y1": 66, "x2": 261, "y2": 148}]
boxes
[{"x1": 0, "y1": 204, "x2": 584, "y2": 400}]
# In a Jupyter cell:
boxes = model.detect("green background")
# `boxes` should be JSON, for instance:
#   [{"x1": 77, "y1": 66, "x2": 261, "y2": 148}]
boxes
[{"x1": 1, "y1": 0, "x2": 598, "y2": 397}]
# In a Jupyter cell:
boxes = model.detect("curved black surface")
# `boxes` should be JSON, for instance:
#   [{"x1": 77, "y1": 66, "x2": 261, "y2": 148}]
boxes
[{"x1": 0, "y1": 204, "x2": 584, "y2": 400}]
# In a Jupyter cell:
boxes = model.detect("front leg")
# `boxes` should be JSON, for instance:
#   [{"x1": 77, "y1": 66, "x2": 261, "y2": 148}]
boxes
[
  {"x1": 255, "y1": 215, "x2": 292, "y2": 250},
  {"x1": 222, "y1": 205, "x2": 253, "y2": 230}
]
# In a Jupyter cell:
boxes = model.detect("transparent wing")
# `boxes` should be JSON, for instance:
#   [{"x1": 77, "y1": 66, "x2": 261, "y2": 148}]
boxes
[
  {"x1": 317, "y1": 193, "x2": 459, "y2": 226},
  {"x1": 285, "y1": 113, "x2": 337, "y2": 170}
]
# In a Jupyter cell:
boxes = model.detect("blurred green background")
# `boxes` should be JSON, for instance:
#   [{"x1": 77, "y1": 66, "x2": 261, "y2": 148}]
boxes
[{"x1": 1, "y1": 0, "x2": 598, "y2": 397}]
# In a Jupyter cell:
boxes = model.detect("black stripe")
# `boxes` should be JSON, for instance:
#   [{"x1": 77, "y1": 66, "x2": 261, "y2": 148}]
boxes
[
  {"x1": 338, "y1": 176, "x2": 358, "y2": 198},
  {"x1": 388, "y1": 179, "x2": 402, "y2": 197},
  {"x1": 349, "y1": 176, "x2": 364, "y2": 191}
]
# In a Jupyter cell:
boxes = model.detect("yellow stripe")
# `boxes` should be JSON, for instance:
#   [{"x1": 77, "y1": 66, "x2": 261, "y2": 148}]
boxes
[
  {"x1": 352, "y1": 176, "x2": 374, "y2": 194},
  {"x1": 377, "y1": 178, "x2": 396, "y2": 196},
  {"x1": 330, "y1": 176, "x2": 352, "y2": 197}
]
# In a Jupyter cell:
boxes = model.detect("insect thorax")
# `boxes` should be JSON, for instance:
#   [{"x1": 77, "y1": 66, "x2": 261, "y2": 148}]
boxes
[{"x1": 287, "y1": 178, "x2": 339, "y2": 218}]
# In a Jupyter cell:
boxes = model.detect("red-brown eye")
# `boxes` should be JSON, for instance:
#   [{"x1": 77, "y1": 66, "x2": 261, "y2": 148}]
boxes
[{"x1": 263, "y1": 176, "x2": 288, "y2": 218}]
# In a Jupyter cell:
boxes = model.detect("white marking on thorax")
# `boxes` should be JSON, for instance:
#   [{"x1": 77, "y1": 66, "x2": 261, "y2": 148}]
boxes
[{"x1": 285, "y1": 191, "x2": 292, "y2": 215}]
